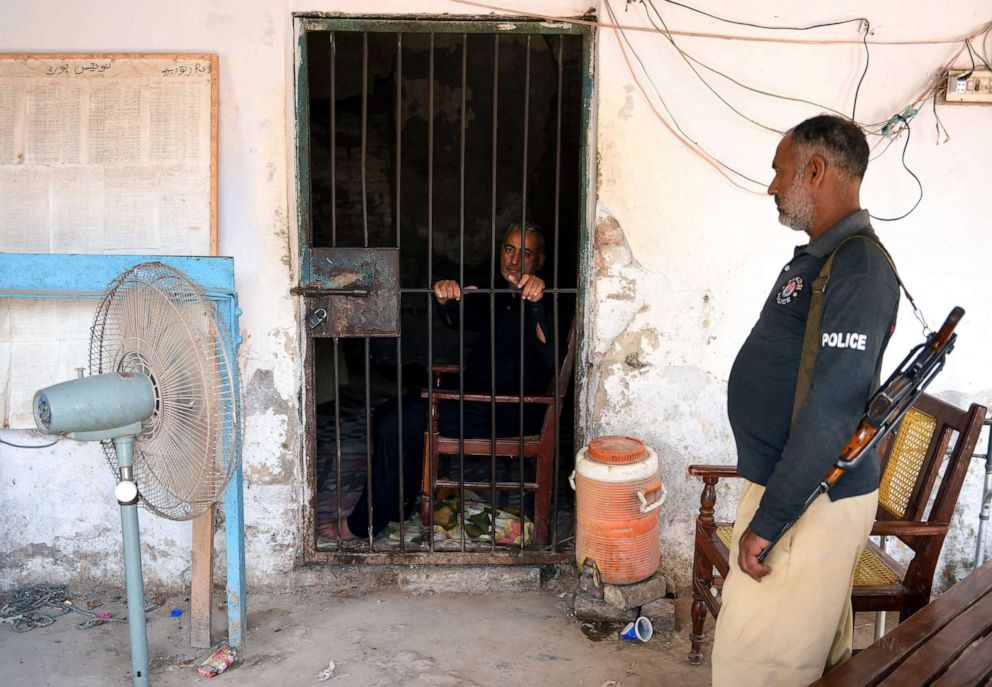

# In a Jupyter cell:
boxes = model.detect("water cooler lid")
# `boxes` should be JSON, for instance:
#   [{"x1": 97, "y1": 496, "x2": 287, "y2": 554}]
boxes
[{"x1": 587, "y1": 436, "x2": 646, "y2": 465}]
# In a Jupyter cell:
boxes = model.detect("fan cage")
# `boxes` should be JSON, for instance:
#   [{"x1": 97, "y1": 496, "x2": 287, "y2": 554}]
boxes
[{"x1": 89, "y1": 262, "x2": 242, "y2": 521}]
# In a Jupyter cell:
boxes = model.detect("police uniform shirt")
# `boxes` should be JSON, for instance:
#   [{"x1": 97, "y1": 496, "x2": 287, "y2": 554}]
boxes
[{"x1": 727, "y1": 209, "x2": 900, "y2": 541}]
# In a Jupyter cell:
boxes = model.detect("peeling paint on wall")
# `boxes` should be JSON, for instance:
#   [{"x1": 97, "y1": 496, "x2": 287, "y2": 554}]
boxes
[
  {"x1": 583, "y1": 205, "x2": 738, "y2": 588},
  {"x1": 243, "y1": 367, "x2": 300, "y2": 527}
]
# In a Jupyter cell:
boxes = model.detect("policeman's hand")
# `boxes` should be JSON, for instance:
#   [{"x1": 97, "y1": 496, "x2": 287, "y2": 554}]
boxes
[
  {"x1": 509, "y1": 273, "x2": 545, "y2": 302},
  {"x1": 737, "y1": 528, "x2": 773, "y2": 582}
]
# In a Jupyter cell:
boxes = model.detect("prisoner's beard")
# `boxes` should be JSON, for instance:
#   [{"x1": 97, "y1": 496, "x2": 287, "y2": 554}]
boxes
[{"x1": 776, "y1": 168, "x2": 816, "y2": 234}]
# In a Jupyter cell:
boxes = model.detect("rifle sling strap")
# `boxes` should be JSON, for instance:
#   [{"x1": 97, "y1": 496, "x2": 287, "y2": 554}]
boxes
[{"x1": 791, "y1": 235, "x2": 904, "y2": 426}]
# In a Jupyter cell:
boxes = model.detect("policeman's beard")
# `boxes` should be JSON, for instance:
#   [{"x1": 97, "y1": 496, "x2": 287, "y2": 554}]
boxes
[{"x1": 777, "y1": 167, "x2": 816, "y2": 234}]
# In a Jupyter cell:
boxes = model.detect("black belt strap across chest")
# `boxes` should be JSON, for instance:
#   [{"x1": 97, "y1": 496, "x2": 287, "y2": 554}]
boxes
[{"x1": 791, "y1": 235, "x2": 904, "y2": 426}]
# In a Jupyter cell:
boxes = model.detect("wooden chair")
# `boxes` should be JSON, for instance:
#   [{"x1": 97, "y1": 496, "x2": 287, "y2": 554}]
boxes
[
  {"x1": 686, "y1": 393, "x2": 987, "y2": 665},
  {"x1": 420, "y1": 321, "x2": 576, "y2": 545}
]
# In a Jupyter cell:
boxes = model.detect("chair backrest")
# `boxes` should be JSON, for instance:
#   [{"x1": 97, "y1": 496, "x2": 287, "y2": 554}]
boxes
[{"x1": 876, "y1": 393, "x2": 986, "y2": 584}]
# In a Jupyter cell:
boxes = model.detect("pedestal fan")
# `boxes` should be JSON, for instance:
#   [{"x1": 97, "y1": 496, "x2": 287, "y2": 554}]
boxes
[{"x1": 32, "y1": 262, "x2": 242, "y2": 687}]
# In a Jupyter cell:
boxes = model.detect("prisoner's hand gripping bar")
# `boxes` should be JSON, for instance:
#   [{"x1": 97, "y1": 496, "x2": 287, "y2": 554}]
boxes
[{"x1": 756, "y1": 307, "x2": 964, "y2": 564}]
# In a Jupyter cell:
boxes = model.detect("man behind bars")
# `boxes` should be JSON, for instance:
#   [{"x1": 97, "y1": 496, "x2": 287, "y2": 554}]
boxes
[
  {"x1": 711, "y1": 115, "x2": 899, "y2": 685},
  {"x1": 318, "y1": 221, "x2": 557, "y2": 541}
]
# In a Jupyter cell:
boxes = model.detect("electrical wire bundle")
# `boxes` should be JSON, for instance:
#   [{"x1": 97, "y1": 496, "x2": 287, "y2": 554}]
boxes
[{"x1": 451, "y1": 0, "x2": 992, "y2": 220}]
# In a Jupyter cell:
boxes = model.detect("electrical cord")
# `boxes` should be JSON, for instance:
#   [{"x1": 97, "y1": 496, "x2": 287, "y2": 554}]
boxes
[
  {"x1": 655, "y1": 0, "x2": 868, "y2": 32},
  {"x1": 966, "y1": 38, "x2": 992, "y2": 71},
  {"x1": 450, "y1": 0, "x2": 990, "y2": 47},
  {"x1": 639, "y1": 0, "x2": 784, "y2": 134},
  {"x1": 852, "y1": 19, "x2": 871, "y2": 120},
  {"x1": 870, "y1": 115, "x2": 923, "y2": 223},
  {"x1": 453, "y1": 0, "x2": 987, "y2": 201},
  {"x1": 646, "y1": 0, "x2": 871, "y2": 121},
  {"x1": 0, "y1": 436, "x2": 59, "y2": 449},
  {"x1": 605, "y1": 0, "x2": 767, "y2": 191},
  {"x1": 958, "y1": 38, "x2": 979, "y2": 80},
  {"x1": 672, "y1": 45, "x2": 890, "y2": 134}
]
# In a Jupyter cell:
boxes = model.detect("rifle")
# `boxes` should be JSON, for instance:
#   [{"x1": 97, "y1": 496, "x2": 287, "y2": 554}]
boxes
[{"x1": 756, "y1": 307, "x2": 964, "y2": 563}]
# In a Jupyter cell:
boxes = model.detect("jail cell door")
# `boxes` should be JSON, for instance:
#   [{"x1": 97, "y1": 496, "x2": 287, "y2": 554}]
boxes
[{"x1": 295, "y1": 18, "x2": 591, "y2": 563}]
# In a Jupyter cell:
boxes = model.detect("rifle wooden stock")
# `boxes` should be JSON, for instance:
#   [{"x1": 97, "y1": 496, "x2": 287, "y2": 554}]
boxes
[{"x1": 932, "y1": 306, "x2": 963, "y2": 351}]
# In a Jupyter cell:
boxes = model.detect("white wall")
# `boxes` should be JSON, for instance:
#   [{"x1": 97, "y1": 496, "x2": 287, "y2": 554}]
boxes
[
  {"x1": 587, "y1": 0, "x2": 992, "y2": 588},
  {"x1": 0, "y1": 0, "x2": 303, "y2": 589},
  {"x1": 1, "y1": 0, "x2": 989, "y2": 595}
]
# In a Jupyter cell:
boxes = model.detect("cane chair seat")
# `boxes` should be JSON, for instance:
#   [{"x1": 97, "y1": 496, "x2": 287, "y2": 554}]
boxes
[
  {"x1": 686, "y1": 393, "x2": 987, "y2": 665},
  {"x1": 713, "y1": 524, "x2": 901, "y2": 587},
  {"x1": 853, "y1": 547, "x2": 902, "y2": 587}
]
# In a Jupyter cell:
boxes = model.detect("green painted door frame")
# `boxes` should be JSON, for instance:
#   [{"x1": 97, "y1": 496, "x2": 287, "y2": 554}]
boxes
[{"x1": 292, "y1": 14, "x2": 595, "y2": 564}]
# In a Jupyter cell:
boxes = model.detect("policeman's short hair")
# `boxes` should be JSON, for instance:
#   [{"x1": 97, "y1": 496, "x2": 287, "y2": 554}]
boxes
[
  {"x1": 502, "y1": 221, "x2": 546, "y2": 255},
  {"x1": 791, "y1": 115, "x2": 869, "y2": 181}
]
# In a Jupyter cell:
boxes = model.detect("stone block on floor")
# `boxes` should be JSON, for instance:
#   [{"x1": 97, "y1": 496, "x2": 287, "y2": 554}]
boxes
[
  {"x1": 397, "y1": 566, "x2": 541, "y2": 595},
  {"x1": 573, "y1": 591, "x2": 638, "y2": 623},
  {"x1": 639, "y1": 595, "x2": 676, "y2": 633},
  {"x1": 602, "y1": 571, "x2": 667, "y2": 610}
]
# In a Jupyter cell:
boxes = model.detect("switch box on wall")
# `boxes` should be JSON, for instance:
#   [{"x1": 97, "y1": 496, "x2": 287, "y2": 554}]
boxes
[{"x1": 945, "y1": 69, "x2": 992, "y2": 103}]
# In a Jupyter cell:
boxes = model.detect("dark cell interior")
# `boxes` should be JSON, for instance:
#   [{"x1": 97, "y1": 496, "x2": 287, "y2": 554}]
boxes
[{"x1": 304, "y1": 29, "x2": 584, "y2": 551}]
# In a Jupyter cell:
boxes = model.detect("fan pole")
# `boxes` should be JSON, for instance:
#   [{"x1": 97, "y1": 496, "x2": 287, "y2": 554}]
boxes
[{"x1": 113, "y1": 436, "x2": 151, "y2": 687}]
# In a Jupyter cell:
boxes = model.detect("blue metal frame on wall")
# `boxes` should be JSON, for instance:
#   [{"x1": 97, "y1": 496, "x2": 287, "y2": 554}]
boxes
[{"x1": 0, "y1": 252, "x2": 247, "y2": 648}]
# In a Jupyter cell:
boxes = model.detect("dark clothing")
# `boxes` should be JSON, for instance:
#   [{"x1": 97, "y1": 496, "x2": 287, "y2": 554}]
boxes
[
  {"x1": 440, "y1": 292, "x2": 557, "y2": 396},
  {"x1": 727, "y1": 210, "x2": 900, "y2": 541},
  {"x1": 347, "y1": 292, "x2": 558, "y2": 537}
]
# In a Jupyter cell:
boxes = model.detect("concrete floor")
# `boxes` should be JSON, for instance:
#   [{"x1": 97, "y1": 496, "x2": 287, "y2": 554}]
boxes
[{"x1": 3, "y1": 588, "x2": 715, "y2": 687}]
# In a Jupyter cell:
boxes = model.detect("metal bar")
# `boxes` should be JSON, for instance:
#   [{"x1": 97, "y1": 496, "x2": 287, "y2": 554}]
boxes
[
  {"x1": 426, "y1": 33, "x2": 436, "y2": 553},
  {"x1": 519, "y1": 34, "x2": 531, "y2": 553},
  {"x1": 573, "y1": 22, "x2": 594, "y2": 476},
  {"x1": 874, "y1": 535, "x2": 890, "y2": 640},
  {"x1": 334, "y1": 338, "x2": 343, "y2": 545},
  {"x1": 489, "y1": 33, "x2": 500, "y2": 553},
  {"x1": 223, "y1": 453, "x2": 247, "y2": 648},
  {"x1": 395, "y1": 33, "x2": 403, "y2": 248},
  {"x1": 295, "y1": 22, "x2": 313, "y2": 279},
  {"x1": 114, "y1": 438, "x2": 150, "y2": 686},
  {"x1": 395, "y1": 32, "x2": 405, "y2": 552},
  {"x1": 299, "y1": 17, "x2": 586, "y2": 35},
  {"x1": 365, "y1": 337, "x2": 373, "y2": 548},
  {"x1": 330, "y1": 31, "x2": 337, "y2": 248},
  {"x1": 290, "y1": 287, "x2": 369, "y2": 297},
  {"x1": 361, "y1": 32, "x2": 369, "y2": 247},
  {"x1": 458, "y1": 33, "x2": 468, "y2": 553},
  {"x1": 976, "y1": 420, "x2": 992, "y2": 567},
  {"x1": 388, "y1": 287, "x2": 578, "y2": 295},
  {"x1": 551, "y1": 34, "x2": 564, "y2": 551}
]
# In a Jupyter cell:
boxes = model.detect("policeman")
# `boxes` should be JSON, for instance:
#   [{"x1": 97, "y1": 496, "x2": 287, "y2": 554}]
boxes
[{"x1": 712, "y1": 115, "x2": 900, "y2": 686}]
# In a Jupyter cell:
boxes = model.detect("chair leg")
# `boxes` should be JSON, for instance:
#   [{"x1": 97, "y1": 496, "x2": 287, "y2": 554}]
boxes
[
  {"x1": 689, "y1": 477, "x2": 720, "y2": 665},
  {"x1": 534, "y1": 454, "x2": 553, "y2": 545},
  {"x1": 688, "y1": 576, "x2": 709, "y2": 665}
]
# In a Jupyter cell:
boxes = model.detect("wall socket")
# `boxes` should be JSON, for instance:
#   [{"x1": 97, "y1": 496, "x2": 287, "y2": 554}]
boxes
[{"x1": 945, "y1": 69, "x2": 992, "y2": 103}]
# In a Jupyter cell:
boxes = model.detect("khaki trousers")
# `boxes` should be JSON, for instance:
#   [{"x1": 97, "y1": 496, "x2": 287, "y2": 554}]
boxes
[{"x1": 712, "y1": 481, "x2": 878, "y2": 687}]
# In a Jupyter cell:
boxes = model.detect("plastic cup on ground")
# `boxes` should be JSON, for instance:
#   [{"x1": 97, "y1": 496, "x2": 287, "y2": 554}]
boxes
[{"x1": 619, "y1": 616, "x2": 653, "y2": 642}]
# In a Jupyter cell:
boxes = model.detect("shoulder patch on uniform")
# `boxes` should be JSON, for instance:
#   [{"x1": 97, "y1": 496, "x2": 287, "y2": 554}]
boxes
[{"x1": 776, "y1": 276, "x2": 804, "y2": 305}]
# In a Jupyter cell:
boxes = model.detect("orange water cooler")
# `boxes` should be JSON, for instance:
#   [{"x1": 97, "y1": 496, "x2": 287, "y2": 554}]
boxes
[{"x1": 571, "y1": 436, "x2": 666, "y2": 585}]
